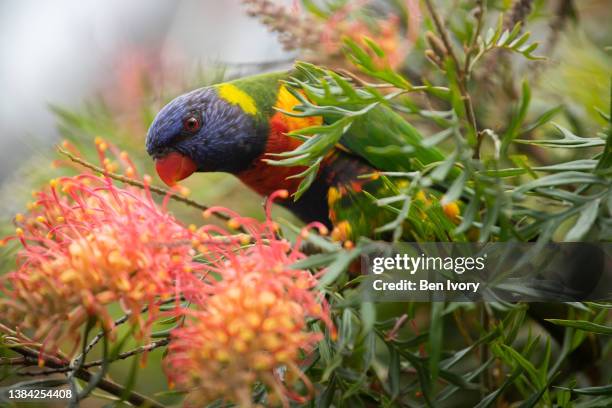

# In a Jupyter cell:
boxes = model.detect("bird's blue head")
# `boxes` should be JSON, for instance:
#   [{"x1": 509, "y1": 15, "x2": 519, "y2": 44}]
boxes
[{"x1": 146, "y1": 86, "x2": 267, "y2": 186}]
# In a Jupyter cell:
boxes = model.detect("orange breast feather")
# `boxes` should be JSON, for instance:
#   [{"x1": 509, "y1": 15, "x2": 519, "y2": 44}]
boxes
[{"x1": 237, "y1": 86, "x2": 323, "y2": 197}]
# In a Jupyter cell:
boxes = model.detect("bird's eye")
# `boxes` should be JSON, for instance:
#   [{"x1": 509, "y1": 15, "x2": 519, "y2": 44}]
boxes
[{"x1": 183, "y1": 116, "x2": 201, "y2": 133}]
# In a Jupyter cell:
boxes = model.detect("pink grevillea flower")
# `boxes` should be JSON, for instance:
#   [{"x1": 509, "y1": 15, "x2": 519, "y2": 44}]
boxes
[
  {"x1": 0, "y1": 141, "x2": 202, "y2": 356},
  {"x1": 242, "y1": 0, "x2": 421, "y2": 69},
  {"x1": 164, "y1": 191, "x2": 335, "y2": 408},
  {"x1": 316, "y1": 0, "x2": 422, "y2": 68}
]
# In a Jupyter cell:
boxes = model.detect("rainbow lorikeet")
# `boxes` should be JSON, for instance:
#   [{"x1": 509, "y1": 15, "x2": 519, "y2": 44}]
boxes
[
  {"x1": 146, "y1": 71, "x2": 459, "y2": 242},
  {"x1": 145, "y1": 72, "x2": 604, "y2": 366}
]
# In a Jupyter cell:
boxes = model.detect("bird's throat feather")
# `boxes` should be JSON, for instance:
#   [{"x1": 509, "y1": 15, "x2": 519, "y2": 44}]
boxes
[{"x1": 237, "y1": 85, "x2": 323, "y2": 197}]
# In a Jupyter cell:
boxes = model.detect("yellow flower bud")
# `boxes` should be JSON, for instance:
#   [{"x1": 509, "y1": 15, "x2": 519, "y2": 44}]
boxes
[{"x1": 443, "y1": 201, "x2": 460, "y2": 221}]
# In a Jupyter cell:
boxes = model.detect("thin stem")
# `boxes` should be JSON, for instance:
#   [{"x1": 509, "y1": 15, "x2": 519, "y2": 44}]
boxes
[
  {"x1": 385, "y1": 314, "x2": 409, "y2": 341},
  {"x1": 504, "y1": 0, "x2": 534, "y2": 31},
  {"x1": 479, "y1": 303, "x2": 494, "y2": 395},
  {"x1": 7, "y1": 344, "x2": 165, "y2": 408},
  {"x1": 57, "y1": 146, "x2": 229, "y2": 222},
  {"x1": 0, "y1": 357, "x2": 35, "y2": 366},
  {"x1": 463, "y1": 0, "x2": 486, "y2": 78},
  {"x1": 424, "y1": 0, "x2": 480, "y2": 156},
  {"x1": 334, "y1": 68, "x2": 450, "y2": 93},
  {"x1": 79, "y1": 297, "x2": 179, "y2": 361},
  {"x1": 23, "y1": 338, "x2": 171, "y2": 375},
  {"x1": 77, "y1": 333, "x2": 110, "y2": 401},
  {"x1": 1, "y1": 312, "x2": 171, "y2": 406},
  {"x1": 84, "y1": 338, "x2": 170, "y2": 370},
  {"x1": 466, "y1": 1, "x2": 486, "y2": 159},
  {"x1": 452, "y1": 309, "x2": 474, "y2": 347},
  {"x1": 67, "y1": 320, "x2": 96, "y2": 407},
  {"x1": 473, "y1": 130, "x2": 485, "y2": 159},
  {"x1": 423, "y1": 0, "x2": 461, "y2": 70}
]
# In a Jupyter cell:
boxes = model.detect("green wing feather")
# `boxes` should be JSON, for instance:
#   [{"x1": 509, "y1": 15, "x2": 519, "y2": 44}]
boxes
[{"x1": 338, "y1": 105, "x2": 446, "y2": 172}]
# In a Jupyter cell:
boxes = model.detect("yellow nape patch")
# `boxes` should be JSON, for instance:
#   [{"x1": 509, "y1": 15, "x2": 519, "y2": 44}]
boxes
[
  {"x1": 216, "y1": 83, "x2": 257, "y2": 115},
  {"x1": 274, "y1": 85, "x2": 323, "y2": 132}
]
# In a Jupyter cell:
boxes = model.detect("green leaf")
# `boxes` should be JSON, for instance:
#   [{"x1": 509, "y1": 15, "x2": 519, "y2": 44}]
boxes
[
  {"x1": 318, "y1": 249, "x2": 361, "y2": 288},
  {"x1": 455, "y1": 190, "x2": 479, "y2": 234},
  {"x1": 515, "y1": 124, "x2": 606, "y2": 148},
  {"x1": 428, "y1": 302, "x2": 444, "y2": 383},
  {"x1": 442, "y1": 171, "x2": 467, "y2": 204},
  {"x1": 343, "y1": 37, "x2": 412, "y2": 89},
  {"x1": 474, "y1": 18, "x2": 544, "y2": 69},
  {"x1": 545, "y1": 319, "x2": 612, "y2": 335},
  {"x1": 585, "y1": 302, "x2": 612, "y2": 309},
  {"x1": 440, "y1": 328, "x2": 501, "y2": 369},
  {"x1": 362, "y1": 331, "x2": 376, "y2": 371},
  {"x1": 596, "y1": 81, "x2": 612, "y2": 170},
  {"x1": 317, "y1": 377, "x2": 337, "y2": 408},
  {"x1": 556, "y1": 386, "x2": 572, "y2": 407},
  {"x1": 518, "y1": 374, "x2": 557, "y2": 408},
  {"x1": 338, "y1": 308, "x2": 355, "y2": 352},
  {"x1": 294, "y1": 159, "x2": 322, "y2": 200},
  {"x1": 539, "y1": 337, "x2": 551, "y2": 381},
  {"x1": 359, "y1": 301, "x2": 376, "y2": 337},
  {"x1": 555, "y1": 384, "x2": 612, "y2": 395},
  {"x1": 482, "y1": 159, "x2": 598, "y2": 177},
  {"x1": 512, "y1": 172, "x2": 607, "y2": 198},
  {"x1": 437, "y1": 369, "x2": 481, "y2": 391},
  {"x1": 430, "y1": 152, "x2": 458, "y2": 182},
  {"x1": 436, "y1": 358, "x2": 494, "y2": 403},
  {"x1": 387, "y1": 344, "x2": 400, "y2": 399},
  {"x1": 499, "y1": 344, "x2": 542, "y2": 389},
  {"x1": 109, "y1": 325, "x2": 136, "y2": 359},
  {"x1": 564, "y1": 199, "x2": 601, "y2": 241},
  {"x1": 521, "y1": 105, "x2": 563, "y2": 134},
  {"x1": 474, "y1": 367, "x2": 524, "y2": 408},
  {"x1": 292, "y1": 252, "x2": 339, "y2": 270},
  {"x1": 502, "y1": 80, "x2": 531, "y2": 155}
]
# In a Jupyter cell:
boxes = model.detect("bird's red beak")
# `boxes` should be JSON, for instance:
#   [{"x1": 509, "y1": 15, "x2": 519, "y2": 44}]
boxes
[{"x1": 155, "y1": 152, "x2": 197, "y2": 186}]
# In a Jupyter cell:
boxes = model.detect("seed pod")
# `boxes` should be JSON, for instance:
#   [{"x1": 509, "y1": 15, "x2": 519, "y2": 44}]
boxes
[
  {"x1": 425, "y1": 31, "x2": 447, "y2": 59},
  {"x1": 425, "y1": 49, "x2": 445, "y2": 70}
]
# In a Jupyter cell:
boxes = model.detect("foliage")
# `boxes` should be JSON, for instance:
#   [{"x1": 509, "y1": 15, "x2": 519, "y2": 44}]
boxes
[{"x1": 1, "y1": 1, "x2": 611, "y2": 407}]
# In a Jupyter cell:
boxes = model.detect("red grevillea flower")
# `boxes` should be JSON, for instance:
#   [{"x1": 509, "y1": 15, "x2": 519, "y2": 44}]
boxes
[
  {"x1": 0, "y1": 141, "x2": 201, "y2": 355},
  {"x1": 164, "y1": 191, "x2": 335, "y2": 408}
]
